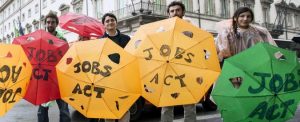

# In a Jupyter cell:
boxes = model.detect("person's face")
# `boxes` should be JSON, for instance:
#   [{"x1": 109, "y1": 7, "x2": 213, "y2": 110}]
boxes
[
  {"x1": 236, "y1": 11, "x2": 252, "y2": 29},
  {"x1": 168, "y1": 5, "x2": 184, "y2": 18},
  {"x1": 46, "y1": 18, "x2": 57, "y2": 33},
  {"x1": 104, "y1": 16, "x2": 117, "y2": 31}
]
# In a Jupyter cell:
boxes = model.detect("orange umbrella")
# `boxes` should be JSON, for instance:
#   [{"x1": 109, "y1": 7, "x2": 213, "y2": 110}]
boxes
[{"x1": 125, "y1": 17, "x2": 221, "y2": 107}]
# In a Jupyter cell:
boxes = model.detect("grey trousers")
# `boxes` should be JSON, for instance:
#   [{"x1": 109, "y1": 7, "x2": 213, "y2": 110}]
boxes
[
  {"x1": 105, "y1": 111, "x2": 130, "y2": 122},
  {"x1": 161, "y1": 104, "x2": 196, "y2": 122}
]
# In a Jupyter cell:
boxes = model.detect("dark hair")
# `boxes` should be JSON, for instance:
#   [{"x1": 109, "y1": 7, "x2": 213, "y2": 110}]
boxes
[
  {"x1": 232, "y1": 7, "x2": 254, "y2": 37},
  {"x1": 101, "y1": 13, "x2": 117, "y2": 24},
  {"x1": 167, "y1": 1, "x2": 185, "y2": 14},
  {"x1": 44, "y1": 11, "x2": 59, "y2": 24}
]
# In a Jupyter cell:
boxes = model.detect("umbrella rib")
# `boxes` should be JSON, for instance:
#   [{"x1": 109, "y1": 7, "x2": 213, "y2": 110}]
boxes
[
  {"x1": 93, "y1": 58, "x2": 138, "y2": 83},
  {"x1": 167, "y1": 63, "x2": 198, "y2": 102},
  {"x1": 93, "y1": 40, "x2": 110, "y2": 83},
  {"x1": 227, "y1": 61, "x2": 274, "y2": 95},
  {"x1": 158, "y1": 63, "x2": 169, "y2": 106},
  {"x1": 140, "y1": 61, "x2": 166, "y2": 80},
  {"x1": 60, "y1": 72, "x2": 91, "y2": 84},
  {"x1": 6, "y1": 77, "x2": 31, "y2": 101},
  {"x1": 73, "y1": 44, "x2": 94, "y2": 83},
  {"x1": 169, "y1": 36, "x2": 211, "y2": 61},
  {"x1": 276, "y1": 64, "x2": 298, "y2": 94},
  {"x1": 169, "y1": 61, "x2": 220, "y2": 73},
  {"x1": 276, "y1": 95, "x2": 298, "y2": 119},
  {"x1": 143, "y1": 30, "x2": 169, "y2": 61},
  {"x1": 4, "y1": 49, "x2": 23, "y2": 88},
  {"x1": 136, "y1": 56, "x2": 165, "y2": 62}
]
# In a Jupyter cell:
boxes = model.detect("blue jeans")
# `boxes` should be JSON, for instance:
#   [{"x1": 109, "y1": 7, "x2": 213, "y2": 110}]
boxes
[{"x1": 37, "y1": 99, "x2": 71, "y2": 122}]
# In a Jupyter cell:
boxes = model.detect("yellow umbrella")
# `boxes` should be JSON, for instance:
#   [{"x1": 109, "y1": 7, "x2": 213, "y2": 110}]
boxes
[
  {"x1": 56, "y1": 39, "x2": 141, "y2": 119},
  {"x1": 0, "y1": 44, "x2": 32, "y2": 116},
  {"x1": 125, "y1": 17, "x2": 221, "y2": 107}
]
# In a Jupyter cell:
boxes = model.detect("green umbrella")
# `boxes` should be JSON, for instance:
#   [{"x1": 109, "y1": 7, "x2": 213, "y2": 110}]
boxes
[{"x1": 212, "y1": 42, "x2": 300, "y2": 122}]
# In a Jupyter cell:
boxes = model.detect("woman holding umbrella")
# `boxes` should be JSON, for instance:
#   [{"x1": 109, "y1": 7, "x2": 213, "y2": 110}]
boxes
[{"x1": 215, "y1": 7, "x2": 277, "y2": 85}]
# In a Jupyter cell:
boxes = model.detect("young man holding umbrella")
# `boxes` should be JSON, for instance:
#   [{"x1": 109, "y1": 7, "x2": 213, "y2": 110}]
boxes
[
  {"x1": 37, "y1": 11, "x2": 71, "y2": 122},
  {"x1": 161, "y1": 1, "x2": 217, "y2": 122},
  {"x1": 89, "y1": 13, "x2": 131, "y2": 122}
]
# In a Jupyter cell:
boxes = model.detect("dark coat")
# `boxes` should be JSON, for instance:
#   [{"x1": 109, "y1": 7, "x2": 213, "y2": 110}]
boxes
[{"x1": 101, "y1": 29, "x2": 130, "y2": 48}]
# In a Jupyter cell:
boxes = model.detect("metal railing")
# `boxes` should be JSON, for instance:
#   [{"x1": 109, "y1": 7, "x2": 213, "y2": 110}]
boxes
[{"x1": 112, "y1": 2, "x2": 168, "y2": 20}]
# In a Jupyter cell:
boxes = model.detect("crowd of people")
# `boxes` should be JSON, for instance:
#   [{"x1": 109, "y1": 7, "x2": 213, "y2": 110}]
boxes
[{"x1": 35, "y1": 1, "x2": 277, "y2": 122}]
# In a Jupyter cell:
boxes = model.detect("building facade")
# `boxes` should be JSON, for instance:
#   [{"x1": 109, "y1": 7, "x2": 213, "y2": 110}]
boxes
[{"x1": 0, "y1": 0, "x2": 299, "y2": 43}]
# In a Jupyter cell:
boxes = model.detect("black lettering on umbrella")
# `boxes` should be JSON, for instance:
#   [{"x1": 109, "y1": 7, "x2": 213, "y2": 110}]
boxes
[
  {"x1": 171, "y1": 93, "x2": 180, "y2": 99},
  {"x1": 229, "y1": 77, "x2": 243, "y2": 89},
  {"x1": 150, "y1": 73, "x2": 158, "y2": 84},
  {"x1": 108, "y1": 53, "x2": 120, "y2": 64},
  {"x1": 182, "y1": 31, "x2": 193, "y2": 38},
  {"x1": 81, "y1": 105, "x2": 84, "y2": 110},
  {"x1": 115, "y1": 101, "x2": 119, "y2": 110}
]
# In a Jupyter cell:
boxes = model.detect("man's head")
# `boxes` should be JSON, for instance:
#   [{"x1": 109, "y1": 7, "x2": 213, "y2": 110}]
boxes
[
  {"x1": 102, "y1": 13, "x2": 117, "y2": 31},
  {"x1": 45, "y1": 12, "x2": 59, "y2": 34},
  {"x1": 167, "y1": 1, "x2": 185, "y2": 18}
]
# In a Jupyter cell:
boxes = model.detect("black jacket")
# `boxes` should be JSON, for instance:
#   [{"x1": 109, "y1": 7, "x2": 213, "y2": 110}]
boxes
[{"x1": 101, "y1": 29, "x2": 130, "y2": 48}]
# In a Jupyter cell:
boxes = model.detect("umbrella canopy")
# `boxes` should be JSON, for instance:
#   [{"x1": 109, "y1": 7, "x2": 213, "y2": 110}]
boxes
[
  {"x1": 13, "y1": 29, "x2": 69, "y2": 105},
  {"x1": 0, "y1": 44, "x2": 32, "y2": 116},
  {"x1": 56, "y1": 38, "x2": 141, "y2": 119},
  {"x1": 212, "y1": 42, "x2": 300, "y2": 122},
  {"x1": 59, "y1": 12, "x2": 105, "y2": 37},
  {"x1": 125, "y1": 17, "x2": 221, "y2": 107}
]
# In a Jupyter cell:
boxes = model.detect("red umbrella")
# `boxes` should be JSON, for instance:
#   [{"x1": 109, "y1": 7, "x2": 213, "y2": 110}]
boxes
[
  {"x1": 59, "y1": 13, "x2": 105, "y2": 37},
  {"x1": 13, "y1": 29, "x2": 69, "y2": 105}
]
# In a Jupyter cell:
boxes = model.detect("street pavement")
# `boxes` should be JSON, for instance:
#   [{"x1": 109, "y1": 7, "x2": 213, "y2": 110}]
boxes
[{"x1": 1, "y1": 100, "x2": 300, "y2": 122}]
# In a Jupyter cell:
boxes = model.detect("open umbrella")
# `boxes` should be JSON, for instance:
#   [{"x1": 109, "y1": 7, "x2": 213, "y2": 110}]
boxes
[
  {"x1": 0, "y1": 44, "x2": 32, "y2": 116},
  {"x1": 56, "y1": 38, "x2": 141, "y2": 119},
  {"x1": 13, "y1": 29, "x2": 69, "y2": 105},
  {"x1": 212, "y1": 42, "x2": 300, "y2": 122},
  {"x1": 59, "y1": 12, "x2": 105, "y2": 37},
  {"x1": 125, "y1": 17, "x2": 221, "y2": 107}
]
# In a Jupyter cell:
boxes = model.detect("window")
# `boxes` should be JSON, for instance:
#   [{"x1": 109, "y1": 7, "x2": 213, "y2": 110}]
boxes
[
  {"x1": 28, "y1": 9, "x2": 31, "y2": 18},
  {"x1": 13, "y1": 3, "x2": 15, "y2": 11},
  {"x1": 116, "y1": 0, "x2": 126, "y2": 9},
  {"x1": 22, "y1": 13, "x2": 25, "y2": 21},
  {"x1": 205, "y1": 0, "x2": 215, "y2": 15},
  {"x1": 72, "y1": 0, "x2": 83, "y2": 13},
  {"x1": 296, "y1": 15, "x2": 300, "y2": 28},
  {"x1": 234, "y1": 1, "x2": 240, "y2": 11},
  {"x1": 181, "y1": 0, "x2": 193, "y2": 12},
  {"x1": 8, "y1": 23, "x2": 10, "y2": 30},
  {"x1": 287, "y1": 13, "x2": 293, "y2": 27},
  {"x1": 35, "y1": 4, "x2": 39, "y2": 14},
  {"x1": 263, "y1": 7, "x2": 270, "y2": 24},
  {"x1": 59, "y1": 4, "x2": 70, "y2": 15},
  {"x1": 95, "y1": 0, "x2": 103, "y2": 19},
  {"x1": 43, "y1": 0, "x2": 47, "y2": 8},
  {"x1": 220, "y1": 0, "x2": 230, "y2": 18}
]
